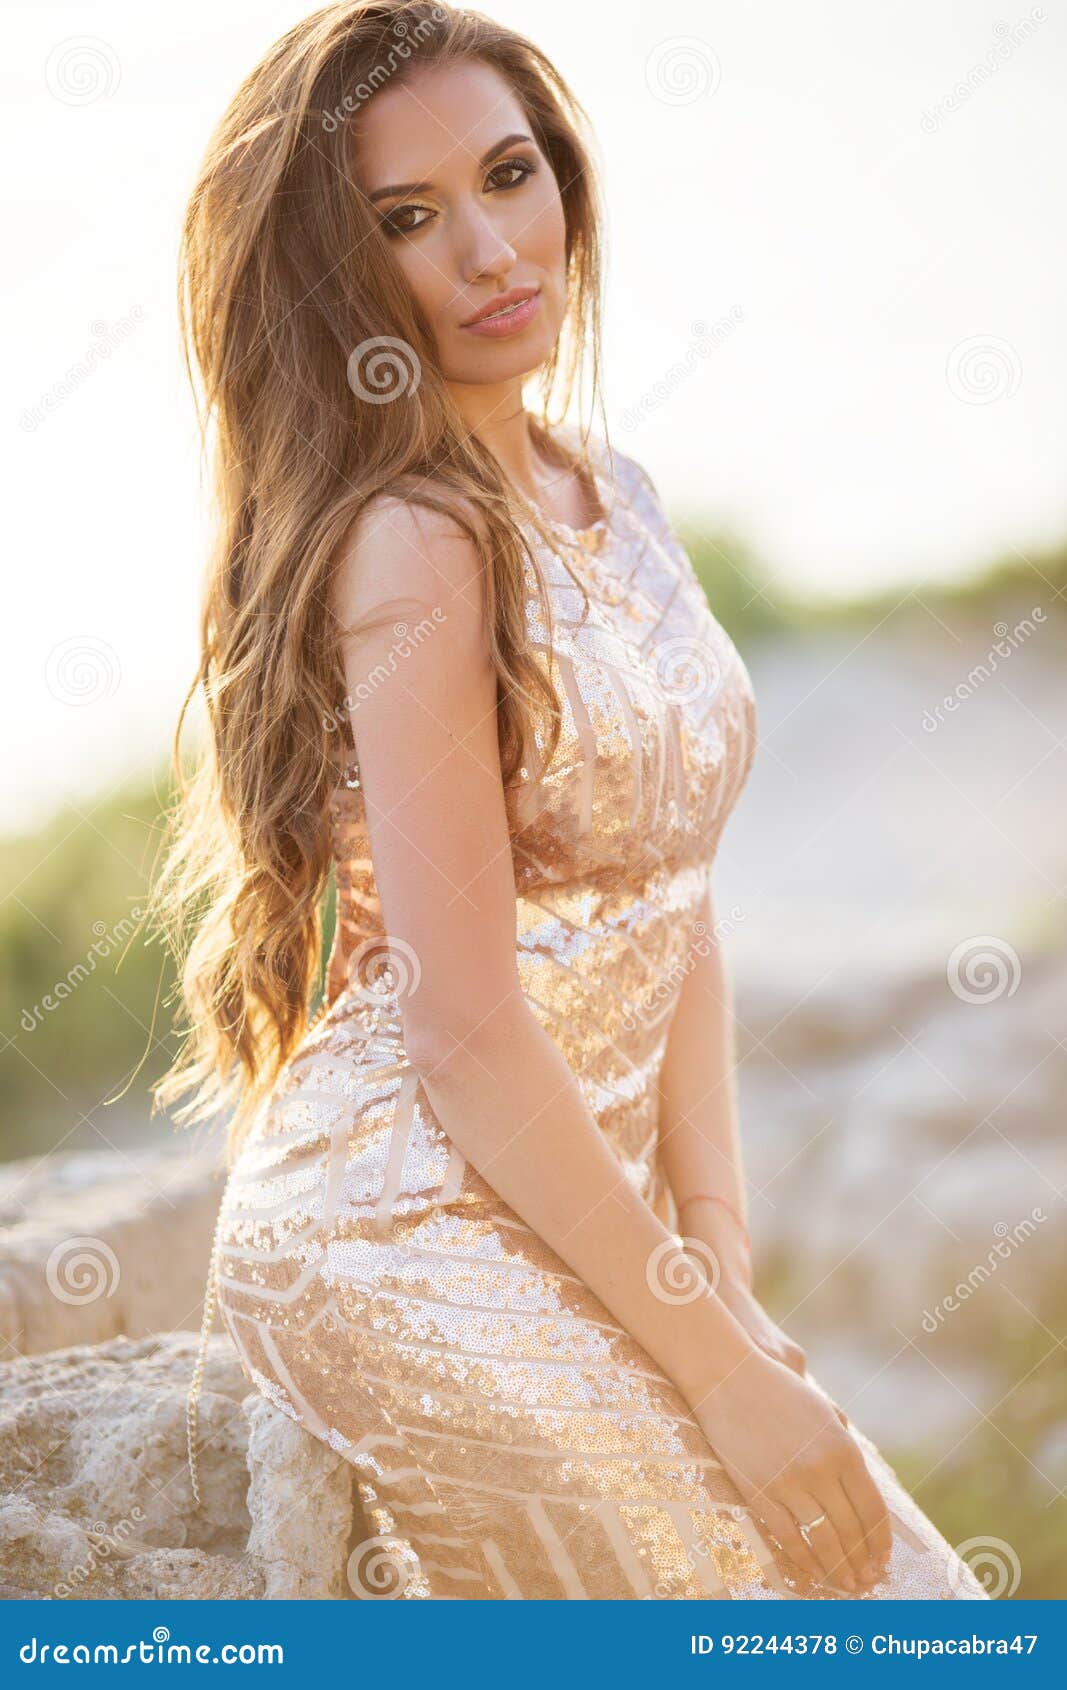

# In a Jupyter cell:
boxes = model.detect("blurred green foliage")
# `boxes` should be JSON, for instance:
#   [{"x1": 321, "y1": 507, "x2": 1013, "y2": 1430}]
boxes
[
  {"x1": 0, "y1": 774, "x2": 337, "y2": 1164},
  {"x1": 879, "y1": 1294, "x2": 1065, "y2": 1601},
  {"x1": 0, "y1": 780, "x2": 174, "y2": 1162},
  {"x1": 679, "y1": 521, "x2": 1067, "y2": 645}
]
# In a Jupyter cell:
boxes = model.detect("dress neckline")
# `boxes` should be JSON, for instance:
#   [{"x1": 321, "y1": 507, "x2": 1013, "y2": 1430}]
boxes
[
  {"x1": 514, "y1": 423, "x2": 617, "y2": 560},
  {"x1": 517, "y1": 449, "x2": 641, "y2": 614}
]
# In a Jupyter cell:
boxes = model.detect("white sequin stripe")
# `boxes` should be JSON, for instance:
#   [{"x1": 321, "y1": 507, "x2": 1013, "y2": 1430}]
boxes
[
  {"x1": 350, "y1": 1239, "x2": 589, "y2": 1287},
  {"x1": 374, "y1": 1068, "x2": 419, "y2": 1237},
  {"x1": 437, "y1": 1138, "x2": 467, "y2": 1204},
  {"x1": 606, "y1": 667, "x2": 645, "y2": 825},
  {"x1": 257, "y1": 1324, "x2": 335, "y2": 1443},
  {"x1": 554, "y1": 651, "x2": 596, "y2": 834},
  {"x1": 228, "y1": 1144, "x2": 329, "y2": 1187}
]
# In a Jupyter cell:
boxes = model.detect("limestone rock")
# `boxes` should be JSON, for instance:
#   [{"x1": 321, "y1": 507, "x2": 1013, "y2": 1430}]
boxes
[
  {"x1": 243, "y1": 1396, "x2": 358, "y2": 1599},
  {"x1": 0, "y1": 1143, "x2": 224, "y2": 1357},
  {"x1": 0, "y1": 1330, "x2": 359, "y2": 1599}
]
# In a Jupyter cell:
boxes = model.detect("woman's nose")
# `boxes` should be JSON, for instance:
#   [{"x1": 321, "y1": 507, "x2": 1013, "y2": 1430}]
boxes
[{"x1": 455, "y1": 206, "x2": 518, "y2": 287}]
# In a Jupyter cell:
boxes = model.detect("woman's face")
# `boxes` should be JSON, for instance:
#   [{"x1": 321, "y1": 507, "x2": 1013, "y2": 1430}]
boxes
[{"x1": 352, "y1": 59, "x2": 569, "y2": 388}]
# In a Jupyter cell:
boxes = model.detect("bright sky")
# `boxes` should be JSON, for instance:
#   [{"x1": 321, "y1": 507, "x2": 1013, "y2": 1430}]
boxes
[{"x1": 3, "y1": 0, "x2": 1065, "y2": 834}]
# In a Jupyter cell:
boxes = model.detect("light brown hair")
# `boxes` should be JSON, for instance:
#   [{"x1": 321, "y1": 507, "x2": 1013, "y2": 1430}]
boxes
[{"x1": 144, "y1": 0, "x2": 608, "y2": 1160}]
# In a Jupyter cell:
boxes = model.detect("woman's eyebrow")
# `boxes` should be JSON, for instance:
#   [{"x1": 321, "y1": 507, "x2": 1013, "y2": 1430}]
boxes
[{"x1": 366, "y1": 130, "x2": 535, "y2": 203}]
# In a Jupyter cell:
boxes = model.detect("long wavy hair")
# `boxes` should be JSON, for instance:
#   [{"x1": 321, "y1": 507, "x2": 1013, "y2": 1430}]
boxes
[{"x1": 143, "y1": 0, "x2": 608, "y2": 1162}]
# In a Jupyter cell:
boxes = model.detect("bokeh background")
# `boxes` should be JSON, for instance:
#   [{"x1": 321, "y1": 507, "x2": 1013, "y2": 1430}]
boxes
[{"x1": 2, "y1": 1, "x2": 1064, "y2": 1597}]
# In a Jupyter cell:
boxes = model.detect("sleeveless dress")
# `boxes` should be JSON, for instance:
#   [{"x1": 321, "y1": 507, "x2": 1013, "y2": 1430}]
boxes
[{"x1": 191, "y1": 423, "x2": 990, "y2": 1601}]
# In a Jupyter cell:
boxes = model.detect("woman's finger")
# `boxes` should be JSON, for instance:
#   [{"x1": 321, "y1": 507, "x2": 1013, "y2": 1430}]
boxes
[
  {"x1": 786, "y1": 1489, "x2": 858, "y2": 1592},
  {"x1": 757, "y1": 1334, "x2": 803, "y2": 1377},
  {"x1": 842, "y1": 1458, "x2": 894, "y2": 1574},
  {"x1": 827, "y1": 1477, "x2": 875, "y2": 1585},
  {"x1": 756, "y1": 1498, "x2": 825, "y2": 1586},
  {"x1": 780, "y1": 1338, "x2": 807, "y2": 1376}
]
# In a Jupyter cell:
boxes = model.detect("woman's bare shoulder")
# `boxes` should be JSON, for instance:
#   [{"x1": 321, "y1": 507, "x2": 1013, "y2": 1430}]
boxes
[{"x1": 331, "y1": 489, "x2": 489, "y2": 640}]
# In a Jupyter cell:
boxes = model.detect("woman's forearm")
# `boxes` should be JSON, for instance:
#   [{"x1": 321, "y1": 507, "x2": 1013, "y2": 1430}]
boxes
[
  {"x1": 655, "y1": 884, "x2": 751, "y2": 1279},
  {"x1": 409, "y1": 989, "x2": 757, "y2": 1415}
]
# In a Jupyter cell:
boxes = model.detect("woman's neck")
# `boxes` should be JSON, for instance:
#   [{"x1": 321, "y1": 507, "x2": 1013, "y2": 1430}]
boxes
[{"x1": 447, "y1": 384, "x2": 597, "y2": 529}]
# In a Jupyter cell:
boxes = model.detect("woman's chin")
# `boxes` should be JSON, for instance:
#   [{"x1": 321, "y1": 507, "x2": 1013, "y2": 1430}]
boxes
[{"x1": 443, "y1": 325, "x2": 561, "y2": 386}]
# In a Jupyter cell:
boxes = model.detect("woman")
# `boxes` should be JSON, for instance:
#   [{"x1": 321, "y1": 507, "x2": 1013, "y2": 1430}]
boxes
[{"x1": 151, "y1": 0, "x2": 990, "y2": 1600}]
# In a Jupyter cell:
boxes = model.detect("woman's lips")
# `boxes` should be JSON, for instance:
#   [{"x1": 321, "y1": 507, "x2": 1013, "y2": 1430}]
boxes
[{"x1": 460, "y1": 289, "x2": 541, "y2": 338}]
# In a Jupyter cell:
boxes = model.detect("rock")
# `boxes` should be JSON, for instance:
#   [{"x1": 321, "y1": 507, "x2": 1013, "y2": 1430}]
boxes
[
  {"x1": 244, "y1": 1397, "x2": 356, "y2": 1599},
  {"x1": 0, "y1": 1331, "x2": 360, "y2": 1599},
  {"x1": 0, "y1": 1143, "x2": 224, "y2": 1357}
]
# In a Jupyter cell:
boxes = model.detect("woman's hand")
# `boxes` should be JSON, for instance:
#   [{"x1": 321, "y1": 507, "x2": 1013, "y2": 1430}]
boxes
[
  {"x1": 715, "y1": 1273, "x2": 853, "y2": 1434},
  {"x1": 691, "y1": 1346, "x2": 894, "y2": 1594},
  {"x1": 716, "y1": 1273, "x2": 808, "y2": 1376},
  {"x1": 677, "y1": 1199, "x2": 850, "y2": 1425}
]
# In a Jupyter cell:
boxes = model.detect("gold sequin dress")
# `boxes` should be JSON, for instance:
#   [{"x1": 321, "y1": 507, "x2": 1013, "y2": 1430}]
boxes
[{"x1": 194, "y1": 423, "x2": 991, "y2": 1601}]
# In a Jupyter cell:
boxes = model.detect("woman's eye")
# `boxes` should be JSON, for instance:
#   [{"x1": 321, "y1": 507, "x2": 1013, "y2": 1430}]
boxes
[
  {"x1": 489, "y1": 157, "x2": 536, "y2": 191},
  {"x1": 378, "y1": 159, "x2": 536, "y2": 238},
  {"x1": 380, "y1": 205, "x2": 432, "y2": 237}
]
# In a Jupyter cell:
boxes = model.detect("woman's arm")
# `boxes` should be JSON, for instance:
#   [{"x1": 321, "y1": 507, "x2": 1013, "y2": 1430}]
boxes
[
  {"x1": 329, "y1": 497, "x2": 757, "y2": 1416},
  {"x1": 655, "y1": 879, "x2": 819, "y2": 1384},
  {"x1": 330, "y1": 499, "x2": 891, "y2": 1592},
  {"x1": 655, "y1": 877, "x2": 752, "y2": 1283}
]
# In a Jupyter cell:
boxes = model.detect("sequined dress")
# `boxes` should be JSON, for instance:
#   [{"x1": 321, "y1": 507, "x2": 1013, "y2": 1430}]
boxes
[{"x1": 197, "y1": 424, "x2": 990, "y2": 1601}]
